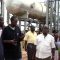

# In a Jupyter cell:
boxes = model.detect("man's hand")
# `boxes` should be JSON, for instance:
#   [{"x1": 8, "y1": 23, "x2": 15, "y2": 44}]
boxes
[
  {"x1": 10, "y1": 40, "x2": 17, "y2": 44},
  {"x1": 19, "y1": 34, "x2": 25, "y2": 41},
  {"x1": 3, "y1": 39, "x2": 17, "y2": 44}
]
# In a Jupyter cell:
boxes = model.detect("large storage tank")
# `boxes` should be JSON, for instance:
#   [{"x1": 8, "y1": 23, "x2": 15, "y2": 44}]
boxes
[{"x1": 4, "y1": 0, "x2": 46, "y2": 18}]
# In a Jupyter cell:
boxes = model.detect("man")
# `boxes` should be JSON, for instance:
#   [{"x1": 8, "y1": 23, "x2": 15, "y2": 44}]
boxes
[
  {"x1": 2, "y1": 16, "x2": 24, "y2": 60},
  {"x1": 24, "y1": 26, "x2": 37, "y2": 60},
  {"x1": 52, "y1": 30, "x2": 58, "y2": 60},
  {"x1": 35, "y1": 25, "x2": 55, "y2": 60},
  {"x1": 52, "y1": 30, "x2": 58, "y2": 50},
  {"x1": 0, "y1": 16, "x2": 4, "y2": 60}
]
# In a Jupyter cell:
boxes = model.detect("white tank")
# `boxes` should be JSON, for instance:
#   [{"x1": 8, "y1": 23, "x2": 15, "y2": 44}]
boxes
[{"x1": 5, "y1": 0, "x2": 46, "y2": 18}]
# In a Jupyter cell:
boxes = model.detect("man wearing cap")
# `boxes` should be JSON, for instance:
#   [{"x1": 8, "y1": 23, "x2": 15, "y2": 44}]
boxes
[
  {"x1": 35, "y1": 25, "x2": 55, "y2": 60},
  {"x1": 24, "y1": 26, "x2": 37, "y2": 60}
]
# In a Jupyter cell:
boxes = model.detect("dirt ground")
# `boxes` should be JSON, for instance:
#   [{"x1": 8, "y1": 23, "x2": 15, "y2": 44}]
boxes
[{"x1": 22, "y1": 50, "x2": 59, "y2": 60}]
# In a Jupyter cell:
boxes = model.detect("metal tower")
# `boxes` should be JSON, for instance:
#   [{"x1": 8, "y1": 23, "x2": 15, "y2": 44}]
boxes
[{"x1": 46, "y1": 0, "x2": 60, "y2": 31}]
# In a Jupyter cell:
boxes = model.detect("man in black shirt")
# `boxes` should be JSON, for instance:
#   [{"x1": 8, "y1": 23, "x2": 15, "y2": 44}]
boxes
[{"x1": 2, "y1": 16, "x2": 24, "y2": 60}]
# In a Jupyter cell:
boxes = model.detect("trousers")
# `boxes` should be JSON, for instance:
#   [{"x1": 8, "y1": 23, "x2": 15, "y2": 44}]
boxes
[{"x1": 27, "y1": 43, "x2": 36, "y2": 60}]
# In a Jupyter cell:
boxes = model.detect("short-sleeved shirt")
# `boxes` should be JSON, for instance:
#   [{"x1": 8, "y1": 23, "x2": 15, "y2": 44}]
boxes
[
  {"x1": 24, "y1": 31, "x2": 37, "y2": 44},
  {"x1": 2, "y1": 25, "x2": 22, "y2": 59},
  {"x1": 35, "y1": 33, "x2": 55, "y2": 59}
]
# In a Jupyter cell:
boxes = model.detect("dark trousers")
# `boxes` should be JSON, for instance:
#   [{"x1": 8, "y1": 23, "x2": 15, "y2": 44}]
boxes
[
  {"x1": 27, "y1": 43, "x2": 36, "y2": 60},
  {"x1": 0, "y1": 55, "x2": 4, "y2": 60},
  {"x1": 36, "y1": 57, "x2": 51, "y2": 60}
]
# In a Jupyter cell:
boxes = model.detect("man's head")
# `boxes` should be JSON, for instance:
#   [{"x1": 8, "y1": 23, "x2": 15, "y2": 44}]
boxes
[
  {"x1": 30, "y1": 25, "x2": 35, "y2": 32},
  {"x1": 42, "y1": 25, "x2": 49, "y2": 35},
  {"x1": 10, "y1": 15, "x2": 18, "y2": 27},
  {"x1": 52, "y1": 30, "x2": 58, "y2": 39},
  {"x1": 0, "y1": 16, "x2": 4, "y2": 27}
]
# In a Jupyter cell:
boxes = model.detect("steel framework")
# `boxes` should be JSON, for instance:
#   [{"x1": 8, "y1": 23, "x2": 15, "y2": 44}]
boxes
[{"x1": 46, "y1": 0, "x2": 60, "y2": 31}]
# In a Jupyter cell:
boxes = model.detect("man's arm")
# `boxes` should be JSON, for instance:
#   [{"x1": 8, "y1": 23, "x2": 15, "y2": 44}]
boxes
[
  {"x1": 24, "y1": 32, "x2": 28, "y2": 50},
  {"x1": 51, "y1": 48, "x2": 55, "y2": 60},
  {"x1": 1, "y1": 28, "x2": 8, "y2": 42},
  {"x1": 25, "y1": 41, "x2": 27, "y2": 51},
  {"x1": 3, "y1": 40, "x2": 17, "y2": 44},
  {"x1": 19, "y1": 33, "x2": 24, "y2": 41},
  {"x1": 51, "y1": 37, "x2": 56, "y2": 60},
  {"x1": 18, "y1": 27, "x2": 25, "y2": 42},
  {"x1": 52, "y1": 48, "x2": 55, "y2": 56}
]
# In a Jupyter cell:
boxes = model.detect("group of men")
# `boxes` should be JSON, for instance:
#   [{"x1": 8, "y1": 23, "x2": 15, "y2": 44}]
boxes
[
  {"x1": 0, "y1": 16, "x2": 24, "y2": 60},
  {"x1": 24, "y1": 25, "x2": 55, "y2": 60},
  {"x1": 0, "y1": 15, "x2": 56, "y2": 60}
]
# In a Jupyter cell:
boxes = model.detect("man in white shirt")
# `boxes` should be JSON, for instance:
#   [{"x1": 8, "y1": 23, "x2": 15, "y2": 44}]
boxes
[{"x1": 35, "y1": 25, "x2": 55, "y2": 60}]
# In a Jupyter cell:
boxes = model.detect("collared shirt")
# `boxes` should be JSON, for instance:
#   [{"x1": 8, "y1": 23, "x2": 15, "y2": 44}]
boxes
[
  {"x1": 2, "y1": 26, "x2": 22, "y2": 59},
  {"x1": 24, "y1": 31, "x2": 37, "y2": 44},
  {"x1": 9, "y1": 25, "x2": 15, "y2": 30},
  {"x1": 35, "y1": 33, "x2": 55, "y2": 59}
]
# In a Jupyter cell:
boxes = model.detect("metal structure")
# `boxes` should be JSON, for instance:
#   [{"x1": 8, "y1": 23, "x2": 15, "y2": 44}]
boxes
[
  {"x1": 46, "y1": 0, "x2": 60, "y2": 32},
  {"x1": 0, "y1": 0, "x2": 4, "y2": 16},
  {"x1": 2, "y1": 0, "x2": 60, "y2": 32}
]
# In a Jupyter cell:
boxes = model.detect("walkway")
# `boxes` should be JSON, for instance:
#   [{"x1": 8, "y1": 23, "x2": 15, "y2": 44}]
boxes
[{"x1": 22, "y1": 50, "x2": 59, "y2": 60}]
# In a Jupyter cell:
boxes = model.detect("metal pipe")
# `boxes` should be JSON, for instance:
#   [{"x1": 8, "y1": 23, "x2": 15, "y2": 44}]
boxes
[
  {"x1": 46, "y1": 0, "x2": 49, "y2": 26},
  {"x1": 57, "y1": 0, "x2": 59, "y2": 31},
  {"x1": 1, "y1": 0, "x2": 4, "y2": 17}
]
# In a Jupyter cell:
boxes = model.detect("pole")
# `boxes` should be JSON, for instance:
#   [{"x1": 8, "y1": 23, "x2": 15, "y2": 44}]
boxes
[
  {"x1": 46, "y1": 0, "x2": 49, "y2": 26},
  {"x1": 1, "y1": 0, "x2": 4, "y2": 17}
]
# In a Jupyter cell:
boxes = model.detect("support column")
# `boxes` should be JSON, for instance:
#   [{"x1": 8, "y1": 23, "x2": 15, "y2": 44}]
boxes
[
  {"x1": 57, "y1": 0, "x2": 59, "y2": 31},
  {"x1": 50, "y1": 0, "x2": 53, "y2": 32},
  {"x1": 46, "y1": 0, "x2": 49, "y2": 26},
  {"x1": 1, "y1": 0, "x2": 4, "y2": 17},
  {"x1": 7, "y1": 13, "x2": 10, "y2": 24}
]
